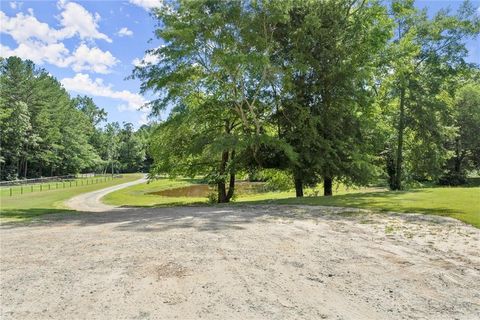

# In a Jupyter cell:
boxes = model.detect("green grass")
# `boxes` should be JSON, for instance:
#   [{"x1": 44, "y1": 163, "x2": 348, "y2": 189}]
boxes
[
  {"x1": 102, "y1": 177, "x2": 206, "y2": 207},
  {"x1": 0, "y1": 173, "x2": 143, "y2": 222},
  {"x1": 104, "y1": 177, "x2": 479, "y2": 227},
  {"x1": 3, "y1": 174, "x2": 478, "y2": 228},
  {"x1": 0, "y1": 176, "x2": 116, "y2": 197},
  {"x1": 251, "y1": 187, "x2": 480, "y2": 228}
]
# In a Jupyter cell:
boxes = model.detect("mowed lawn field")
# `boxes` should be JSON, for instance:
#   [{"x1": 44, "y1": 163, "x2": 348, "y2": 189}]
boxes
[
  {"x1": 0, "y1": 173, "x2": 143, "y2": 221},
  {"x1": 1, "y1": 174, "x2": 478, "y2": 227},
  {"x1": 104, "y1": 177, "x2": 480, "y2": 228}
]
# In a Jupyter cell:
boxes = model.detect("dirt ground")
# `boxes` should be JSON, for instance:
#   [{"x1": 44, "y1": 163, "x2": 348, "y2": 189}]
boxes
[{"x1": 1, "y1": 205, "x2": 479, "y2": 320}]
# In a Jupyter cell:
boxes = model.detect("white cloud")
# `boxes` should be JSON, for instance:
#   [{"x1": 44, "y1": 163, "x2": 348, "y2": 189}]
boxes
[
  {"x1": 117, "y1": 27, "x2": 133, "y2": 37},
  {"x1": 1, "y1": 3, "x2": 110, "y2": 44},
  {"x1": 61, "y1": 73, "x2": 147, "y2": 111},
  {"x1": 66, "y1": 44, "x2": 118, "y2": 74},
  {"x1": 132, "y1": 47, "x2": 162, "y2": 67},
  {"x1": 0, "y1": 2, "x2": 116, "y2": 73},
  {"x1": 0, "y1": 41, "x2": 69, "y2": 67},
  {"x1": 129, "y1": 0, "x2": 163, "y2": 10},
  {"x1": 57, "y1": 1, "x2": 111, "y2": 43},
  {"x1": 9, "y1": 2, "x2": 17, "y2": 9},
  {"x1": 1, "y1": 42, "x2": 118, "y2": 74},
  {"x1": 138, "y1": 112, "x2": 149, "y2": 125},
  {"x1": 0, "y1": 11, "x2": 59, "y2": 44}
]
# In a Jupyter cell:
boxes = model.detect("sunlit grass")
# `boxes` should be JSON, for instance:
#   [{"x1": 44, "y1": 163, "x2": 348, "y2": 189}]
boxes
[
  {"x1": 246, "y1": 187, "x2": 480, "y2": 227},
  {"x1": 0, "y1": 173, "x2": 143, "y2": 222},
  {"x1": 102, "y1": 177, "x2": 205, "y2": 207},
  {"x1": 104, "y1": 177, "x2": 479, "y2": 227}
]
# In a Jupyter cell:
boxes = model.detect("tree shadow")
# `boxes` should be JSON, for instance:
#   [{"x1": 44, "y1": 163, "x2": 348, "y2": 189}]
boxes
[
  {"x1": 236, "y1": 190, "x2": 464, "y2": 217},
  {"x1": 0, "y1": 201, "x2": 464, "y2": 233}
]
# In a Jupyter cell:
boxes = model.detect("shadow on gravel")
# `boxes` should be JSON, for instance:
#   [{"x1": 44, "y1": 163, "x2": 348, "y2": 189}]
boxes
[{"x1": 0, "y1": 204, "x2": 461, "y2": 232}]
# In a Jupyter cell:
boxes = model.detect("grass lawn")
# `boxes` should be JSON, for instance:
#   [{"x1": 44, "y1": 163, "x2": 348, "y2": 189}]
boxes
[
  {"x1": 104, "y1": 177, "x2": 479, "y2": 228},
  {"x1": 258, "y1": 187, "x2": 480, "y2": 228},
  {"x1": 103, "y1": 177, "x2": 205, "y2": 207},
  {"x1": 0, "y1": 173, "x2": 143, "y2": 222},
  {"x1": 0, "y1": 176, "x2": 117, "y2": 198}
]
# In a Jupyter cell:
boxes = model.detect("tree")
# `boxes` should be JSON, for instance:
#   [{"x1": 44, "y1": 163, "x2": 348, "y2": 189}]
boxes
[
  {"x1": 382, "y1": 0, "x2": 480, "y2": 189},
  {"x1": 118, "y1": 122, "x2": 146, "y2": 173},
  {"x1": 73, "y1": 96, "x2": 107, "y2": 127},
  {"x1": 105, "y1": 122, "x2": 121, "y2": 175},
  {"x1": 441, "y1": 82, "x2": 480, "y2": 184},
  {"x1": 133, "y1": 0, "x2": 287, "y2": 202},
  {"x1": 0, "y1": 57, "x2": 110, "y2": 179},
  {"x1": 272, "y1": 0, "x2": 392, "y2": 196}
]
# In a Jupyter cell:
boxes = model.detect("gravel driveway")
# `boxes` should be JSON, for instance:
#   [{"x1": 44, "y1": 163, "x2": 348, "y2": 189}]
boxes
[
  {"x1": 1, "y1": 205, "x2": 479, "y2": 319},
  {"x1": 65, "y1": 176, "x2": 147, "y2": 212}
]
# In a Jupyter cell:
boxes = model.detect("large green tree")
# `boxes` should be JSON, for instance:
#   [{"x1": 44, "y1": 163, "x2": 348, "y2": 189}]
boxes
[
  {"x1": 272, "y1": 0, "x2": 392, "y2": 196},
  {"x1": 381, "y1": 0, "x2": 480, "y2": 189},
  {"x1": 133, "y1": 0, "x2": 288, "y2": 202}
]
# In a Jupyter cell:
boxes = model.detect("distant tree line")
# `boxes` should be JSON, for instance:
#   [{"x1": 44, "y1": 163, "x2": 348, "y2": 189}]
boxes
[
  {"x1": 0, "y1": 57, "x2": 152, "y2": 181},
  {"x1": 132, "y1": 0, "x2": 480, "y2": 202}
]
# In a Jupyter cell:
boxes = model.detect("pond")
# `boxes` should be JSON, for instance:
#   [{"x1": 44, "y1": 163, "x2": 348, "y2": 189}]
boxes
[{"x1": 150, "y1": 182, "x2": 266, "y2": 198}]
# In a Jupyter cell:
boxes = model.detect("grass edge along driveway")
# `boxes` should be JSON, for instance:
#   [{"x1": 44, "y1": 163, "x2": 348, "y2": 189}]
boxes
[
  {"x1": 104, "y1": 178, "x2": 480, "y2": 228},
  {"x1": 0, "y1": 173, "x2": 143, "y2": 222}
]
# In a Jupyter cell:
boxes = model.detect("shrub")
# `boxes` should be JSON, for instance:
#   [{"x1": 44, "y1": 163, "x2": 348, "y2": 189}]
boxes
[{"x1": 258, "y1": 169, "x2": 293, "y2": 191}]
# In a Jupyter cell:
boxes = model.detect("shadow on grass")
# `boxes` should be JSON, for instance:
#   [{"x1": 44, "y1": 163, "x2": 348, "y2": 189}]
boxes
[
  {"x1": 237, "y1": 190, "x2": 462, "y2": 216},
  {"x1": 0, "y1": 208, "x2": 76, "y2": 225}
]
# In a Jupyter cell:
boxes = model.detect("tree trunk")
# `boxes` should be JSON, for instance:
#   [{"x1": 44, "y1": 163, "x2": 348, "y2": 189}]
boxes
[
  {"x1": 324, "y1": 176, "x2": 333, "y2": 196},
  {"x1": 393, "y1": 86, "x2": 406, "y2": 190},
  {"x1": 294, "y1": 177, "x2": 304, "y2": 197},
  {"x1": 217, "y1": 150, "x2": 230, "y2": 203},
  {"x1": 225, "y1": 150, "x2": 236, "y2": 202},
  {"x1": 454, "y1": 138, "x2": 461, "y2": 174},
  {"x1": 24, "y1": 158, "x2": 28, "y2": 179},
  {"x1": 226, "y1": 173, "x2": 235, "y2": 202},
  {"x1": 217, "y1": 181, "x2": 227, "y2": 203}
]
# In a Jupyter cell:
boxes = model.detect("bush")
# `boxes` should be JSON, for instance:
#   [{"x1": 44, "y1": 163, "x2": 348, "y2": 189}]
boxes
[
  {"x1": 207, "y1": 192, "x2": 218, "y2": 204},
  {"x1": 258, "y1": 169, "x2": 293, "y2": 191},
  {"x1": 438, "y1": 172, "x2": 467, "y2": 186}
]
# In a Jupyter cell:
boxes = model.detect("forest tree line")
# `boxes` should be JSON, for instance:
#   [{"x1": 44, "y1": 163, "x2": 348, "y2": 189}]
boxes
[
  {"x1": 0, "y1": 57, "x2": 151, "y2": 181},
  {"x1": 132, "y1": 0, "x2": 480, "y2": 202}
]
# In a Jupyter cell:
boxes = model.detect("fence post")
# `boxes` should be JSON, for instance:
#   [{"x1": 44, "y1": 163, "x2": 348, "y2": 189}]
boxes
[
  {"x1": 40, "y1": 184, "x2": 42, "y2": 191},
  {"x1": 49, "y1": 184, "x2": 51, "y2": 190},
  {"x1": 56, "y1": 183, "x2": 58, "y2": 189},
  {"x1": 10, "y1": 188, "x2": 12, "y2": 196},
  {"x1": 31, "y1": 185, "x2": 33, "y2": 192},
  {"x1": 70, "y1": 181, "x2": 72, "y2": 187},
  {"x1": 76, "y1": 181, "x2": 78, "y2": 186},
  {"x1": 63, "y1": 182, "x2": 65, "y2": 188},
  {"x1": 21, "y1": 186, "x2": 23, "y2": 194}
]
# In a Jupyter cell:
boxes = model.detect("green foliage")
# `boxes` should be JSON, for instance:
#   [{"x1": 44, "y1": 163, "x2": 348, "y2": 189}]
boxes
[
  {"x1": 271, "y1": 0, "x2": 392, "y2": 194},
  {"x1": 441, "y1": 81, "x2": 480, "y2": 184},
  {"x1": 0, "y1": 57, "x2": 149, "y2": 180},
  {"x1": 378, "y1": 0, "x2": 480, "y2": 189},
  {"x1": 0, "y1": 57, "x2": 100, "y2": 179},
  {"x1": 257, "y1": 169, "x2": 293, "y2": 192}
]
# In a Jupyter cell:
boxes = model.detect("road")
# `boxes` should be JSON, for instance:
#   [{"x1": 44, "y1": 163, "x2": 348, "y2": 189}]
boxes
[
  {"x1": 64, "y1": 175, "x2": 147, "y2": 212},
  {"x1": 1, "y1": 205, "x2": 478, "y2": 320}
]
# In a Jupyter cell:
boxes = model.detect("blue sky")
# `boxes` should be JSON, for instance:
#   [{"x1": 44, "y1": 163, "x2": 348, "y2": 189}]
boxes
[{"x1": 1, "y1": 0, "x2": 479, "y2": 129}]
